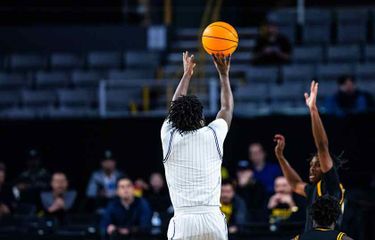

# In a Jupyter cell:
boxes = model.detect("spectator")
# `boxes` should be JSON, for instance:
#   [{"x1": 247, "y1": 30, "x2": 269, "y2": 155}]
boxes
[
  {"x1": 248, "y1": 143, "x2": 281, "y2": 194},
  {"x1": 220, "y1": 180, "x2": 247, "y2": 235},
  {"x1": 144, "y1": 172, "x2": 171, "y2": 214},
  {"x1": 86, "y1": 151, "x2": 125, "y2": 211},
  {"x1": 267, "y1": 177, "x2": 305, "y2": 225},
  {"x1": 40, "y1": 172, "x2": 77, "y2": 223},
  {"x1": 17, "y1": 149, "x2": 50, "y2": 192},
  {"x1": 253, "y1": 21, "x2": 292, "y2": 65},
  {"x1": 325, "y1": 75, "x2": 374, "y2": 116},
  {"x1": 0, "y1": 163, "x2": 17, "y2": 217},
  {"x1": 236, "y1": 160, "x2": 266, "y2": 221},
  {"x1": 101, "y1": 177, "x2": 152, "y2": 239}
]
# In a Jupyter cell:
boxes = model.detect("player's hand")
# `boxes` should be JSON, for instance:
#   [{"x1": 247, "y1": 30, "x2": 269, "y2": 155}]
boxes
[
  {"x1": 107, "y1": 224, "x2": 116, "y2": 235},
  {"x1": 304, "y1": 80, "x2": 318, "y2": 110},
  {"x1": 274, "y1": 134, "x2": 286, "y2": 157},
  {"x1": 212, "y1": 53, "x2": 231, "y2": 76},
  {"x1": 183, "y1": 51, "x2": 196, "y2": 77}
]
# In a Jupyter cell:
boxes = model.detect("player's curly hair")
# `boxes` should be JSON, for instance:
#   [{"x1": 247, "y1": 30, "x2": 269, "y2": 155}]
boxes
[
  {"x1": 168, "y1": 95, "x2": 204, "y2": 134},
  {"x1": 307, "y1": 152, "x2": 348, "y2": 170},
  {"x1": 310, "y1": 195, "x2": 341, "y2": 228}
]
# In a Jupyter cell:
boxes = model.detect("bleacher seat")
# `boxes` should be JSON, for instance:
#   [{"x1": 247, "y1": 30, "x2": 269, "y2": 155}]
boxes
[
  {"x1": 234, "y1": 83, "x2": 269, "y2": 102},
  {"x1": 57, "y1": 89, "x2": 97, "y2": 109},
  {"x1": 361, "y1": 81, "x2": 375, "y2": 95},
  {"x1": 50, "y1": 53, "x2": 83, "y2": 70},
  {"x1": 302, "y1": 25, "x2": 331, "y2": 44},
  {"x1": 355, "y1": 63, "x2": 375, "y2": 81},
  {"x1": 0, "y1": 91, "x2": 20, "y2": 109},
  {"x1": 246, "y1": 67, "x2": 279, "y2": 83},
  {"x1": 9, "y1": 54, "x2": 45, "y2": 71},
  {"x1": 87, "y1": 51, "x2": 122, "y2": 69},
  {"x1": 281, "y1": 64, "x2": 315, "y2": 82},
  {"x1": 21, "y1": 90, "x2": 56, "y2": 109},
  {"x1": 35, "y1": 71, "x2": 70, "y2": 89},
  {"x1": 327, "y1": 45, "x2": 361, "y2": 63},
  {"x1": 108, "y1": 69, "x2": 154, "y2": 80},
  {"x1": 105, "y1": 89, "x2": 140, "y2": 112},
  {"x1": 0, "y1": 73, "x2": 29, "y2": 90},
  {"x1": 270, "y1": 83, "x2": 303, "y2": 102},
  {"x1": 316, "y1": 64, "x2": 354, "y2": 82},
  {"x1": 364, "y1": 45, "x2": 375, "y2": 62},
  {"x1": 71, "y1": 70, "x2": 104, "y2": 88},
  {"x1": 267, "y1": 8, "x2": 297, "y2": 26},
  {"x1": 305, "y1": 9, "x2": 332, "y2": 25},
  {"x1": 47, "y1": 107, "x2": 97, "y2": 118},
  {"x1": 231, "y1": 52, "x2": 253, "y2": 64},
  {"x1": 124, "y1": 51, "x2": 160, "y2": 69},
  {"x1": 337, "y1": 9, "x2": 368, "y2": 43},
  {"x1": 293, "y1": 46, "x2": 324, "y2": 63}
]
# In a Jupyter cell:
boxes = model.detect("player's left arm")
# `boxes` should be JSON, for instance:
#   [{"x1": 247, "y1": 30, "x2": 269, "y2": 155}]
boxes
[
  {"x1": 171, "y1": 51, "x2": 196, "y2": 101},
  {"x1": 304, "y1": 81, "x2": 333, "y2": 173}
]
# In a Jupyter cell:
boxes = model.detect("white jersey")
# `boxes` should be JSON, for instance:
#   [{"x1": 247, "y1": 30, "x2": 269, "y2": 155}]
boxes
[{"x1": 161, "y1": 118, "x2": 228, "y2": 209}]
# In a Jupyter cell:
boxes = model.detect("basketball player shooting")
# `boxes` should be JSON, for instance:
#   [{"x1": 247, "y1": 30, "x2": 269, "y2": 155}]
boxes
[
  {"x1": 161, "y1": 51, "x2": 233, "y2": 240},
  {"x1": 274, "y1": 81, "x2": 345, "y2": 231}
]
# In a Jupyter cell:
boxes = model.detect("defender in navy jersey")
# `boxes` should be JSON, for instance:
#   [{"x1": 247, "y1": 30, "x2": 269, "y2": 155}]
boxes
[
  {"x1": 293, "y1": 195, "x2": 352, "y2": 240},
  {"x1": 274, "y1": 81, "x2": 345, "y2": 231},
  {"x1": 161, "y1": 52, "x2": 233, "y2": 240}
]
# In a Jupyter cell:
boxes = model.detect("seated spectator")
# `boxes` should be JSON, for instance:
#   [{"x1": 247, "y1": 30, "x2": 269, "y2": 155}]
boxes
[
  {"x1": 247, "y1": 143, "x2": 281, "y2": 195},
  {"x1": 236, "y1": 160, "x2": 266, "y2": 221},
  {"x1": 220, "y1": 180, "x2": 247, "y2": 235},
  {"x1": 252, "y1": 21, "x2": 292, "y2": 65},
  {"x1": 17, "y1": 149, "x2": 50, "y2": 192},
  {"x1": 325, "y1": 75, "x2": 374, "y2": 116},
  {"x1": 40, "y1": 172, "x2": 77, "y2": 223},
  {"x1": 144, "y1": 172, "x2": 171, "y2": 214},
  {"x1": 267, "y1": 176, "x2": 305, "y2": 224},
  {"x1": 0, "y1": 163, "x2": 17, "y2": 217},
  {"x1": 101, "y1": 177, "x2": 152, "y2": 239},
  {"x1": 86, "y1": 151, "x2": 125, "y2": 211}
]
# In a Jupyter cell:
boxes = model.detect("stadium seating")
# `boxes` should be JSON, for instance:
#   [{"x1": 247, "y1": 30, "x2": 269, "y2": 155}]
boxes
[
  {"x1": 246, "y1": 67, "x2": 279, "y2": 83},
  {"x1": 355, "y1": 63, "x2": 375, "y2": 81},
  {"x1": 8, "y1": 54, "x2": 46, "y2": 71},
  {"x1": 35, "y1": 71, "x2": 70, "y2": 89},
  {"x1": 71, "y1": 70, "x2": 104, "y2": 88},
  {"x1": 0, "y1": 73, "x2": 29, "y2": 90},
  {"x1": 316, "y1": 64, "x2": 354, "y2": 82},
  {"x1": 292, "y1": 46, "x2": 324, "y2": 64},
  {"x1": 326, "y1": 45, "x2": 361, "y2": 63},
  {"x1": 336, "y1": 9, "x2": 368, "y2": 44},
  {"x1": 21, "y1": 90, "x2": 57, "y2": 109},
  {"x1": 50, "y1": 53, "x2": 83, "y2": 70},
  {"x1": 281, "y1": 64, "x2": 315, "y2": 82},
  {"x1": 87, "y1": 51, "x2": 122, "y2": 69},
  {"x1": 57, "y1": 89, "x2": 97, "y2": 109},
  {"x1": 364, "y1": 45, "x2": 375, "y2": 62}
]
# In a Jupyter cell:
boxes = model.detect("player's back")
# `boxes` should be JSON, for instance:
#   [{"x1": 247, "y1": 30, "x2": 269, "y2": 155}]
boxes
[
  {"x1": 161, "y1": 119, "x2": 228, "y2": 209},
  {"x1": 294, "y1": 228, "x2": 347, "y2": 240}
]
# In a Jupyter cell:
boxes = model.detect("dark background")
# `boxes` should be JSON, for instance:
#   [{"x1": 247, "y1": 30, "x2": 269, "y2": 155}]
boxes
[{"x1": 1, "y1": 113, "x2": 374, "y2": 195}]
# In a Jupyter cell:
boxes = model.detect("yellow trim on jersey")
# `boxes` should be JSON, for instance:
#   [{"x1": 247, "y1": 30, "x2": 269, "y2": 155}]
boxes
[
  {"x1": 337, "y1": 232, "x2": 346, "y2": 240},
  {"x1": 316, "y1": 227, "x2": 331, "y2": 231},
  {"x1": 317, "y1": 180, "x2": 322, "y2": 196}
]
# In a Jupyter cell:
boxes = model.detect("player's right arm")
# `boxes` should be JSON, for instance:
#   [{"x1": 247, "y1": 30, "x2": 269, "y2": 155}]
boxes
[
  {"x1": 274, "y1": 134, "x2": 307, "y2": 197},
  {"x1": 212, "y1": 53, "x2": 233, "y2": 127},
  {"x1": 171, "y1": 51, "x2": 196, "y2": 102}
]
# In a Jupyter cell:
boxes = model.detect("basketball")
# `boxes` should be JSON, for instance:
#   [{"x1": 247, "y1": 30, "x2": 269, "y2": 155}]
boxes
[{"x1": 202, "y1": 21, "x2": 239, "y2": 56}]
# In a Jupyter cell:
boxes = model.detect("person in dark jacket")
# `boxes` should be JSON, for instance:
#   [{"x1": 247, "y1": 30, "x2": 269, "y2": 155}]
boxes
[
  {"x1": 220, "y1": 180, "x2": 247, "y2": 235},
  {"x1": 325, "y1": 75, "x2": 374, "y2": 116},
  {"x1": 101, "y1": 177, "x2": 152, "y2": 240}
]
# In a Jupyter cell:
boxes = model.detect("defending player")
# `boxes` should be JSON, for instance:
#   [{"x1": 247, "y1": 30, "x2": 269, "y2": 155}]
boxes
[
  {"x1": 293, "y1": 195, "x2": 352, "y2": 240},
  {"x1": 274, "y1": 81, "x2": 345, "y2": 231},
  {"x1": 161, "y1": 51, "x2": 233, "y2": 240}
]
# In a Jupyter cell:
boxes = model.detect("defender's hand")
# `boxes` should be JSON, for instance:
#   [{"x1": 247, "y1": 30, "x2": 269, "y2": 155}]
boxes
[
  {"x1": 183, "y1": 51, "x2": 196, "y2": 76},
  {"x1": 304, "y1": 81, "x2": 318, "y2": 110},
  {"x1": 274, "y1": 134, "x2": 286, "y2": 157},
  {"x1": 212, "y1": 53, "x2": 231, "y2": 76}
]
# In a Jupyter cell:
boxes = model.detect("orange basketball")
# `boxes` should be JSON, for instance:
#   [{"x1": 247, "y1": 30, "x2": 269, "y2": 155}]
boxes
[{"x1": 202, "y1": 21, "x2": 239, "y2": 56}]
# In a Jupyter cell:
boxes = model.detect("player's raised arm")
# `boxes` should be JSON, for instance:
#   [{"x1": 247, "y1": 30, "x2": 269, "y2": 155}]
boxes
[
  {"x1": 304, "y1": 81, "x2": 333, "y2": 173},
  {"x1": 171, "y1": 51, "x2": 196, "y2": 101},
  {"x1": 212, "y1": 53, "x2": 233, "y2": 127},
  {"x1": 274, "y1": 134, "x2": 307, "y2": 197}
]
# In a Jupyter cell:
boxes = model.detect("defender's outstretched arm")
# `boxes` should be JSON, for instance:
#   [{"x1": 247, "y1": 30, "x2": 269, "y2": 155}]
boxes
[
  {"x1": 212, "y1": 53, "x2": 233, "y2": 127},
  {"x1": 172, "y1": 51, "x2": 196, "y2": 101},
  {"x1": 304, "y1": 81, "x2": 333, "y2": 173},
  {"x1": 274, "y1": 134, "x2": 307, "y2": 197}
]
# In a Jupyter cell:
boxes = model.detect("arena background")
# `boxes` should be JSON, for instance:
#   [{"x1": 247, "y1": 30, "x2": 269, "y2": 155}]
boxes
[{"x1": 0, "y1": 0, "x2": 374, "y2": 239}]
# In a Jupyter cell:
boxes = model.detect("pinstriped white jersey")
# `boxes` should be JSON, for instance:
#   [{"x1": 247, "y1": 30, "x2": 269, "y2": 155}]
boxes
[{"x1": 161, "y1": 118, "x2": 228, "y2": 208}]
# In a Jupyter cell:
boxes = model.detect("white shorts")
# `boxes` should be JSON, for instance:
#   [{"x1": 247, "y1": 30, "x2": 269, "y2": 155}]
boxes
[{"x1": 167, "y1": 206, "x2": 228, "y2": 240}]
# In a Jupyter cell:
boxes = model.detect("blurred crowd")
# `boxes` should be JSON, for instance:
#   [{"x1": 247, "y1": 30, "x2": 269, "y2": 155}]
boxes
[{"x1": 0, "y1": 142, "x2": 310, "y2": 239}]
